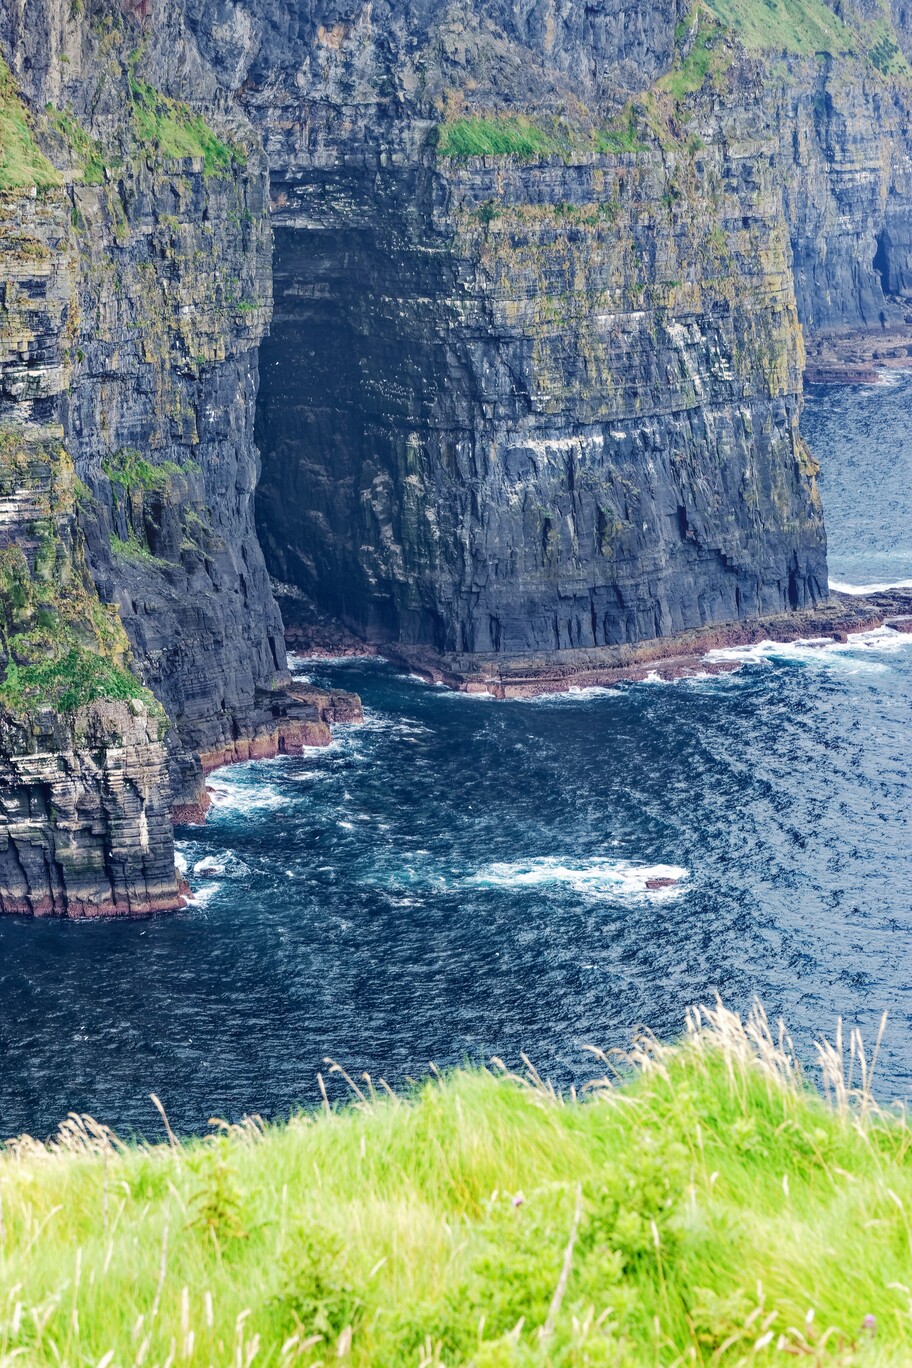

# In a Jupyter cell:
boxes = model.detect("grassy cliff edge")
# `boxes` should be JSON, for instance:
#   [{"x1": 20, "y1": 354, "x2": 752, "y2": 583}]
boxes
[{"x1": 0, "y1": 1004, "x2": 908, "y2": 1366}]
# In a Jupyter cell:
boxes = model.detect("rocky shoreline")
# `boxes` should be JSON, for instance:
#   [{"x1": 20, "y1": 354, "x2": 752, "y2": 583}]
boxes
[
  {"x1": 173, "y1": 682, "x2": 364, "y2": 825},
  {"x1": 362, "y1": 590, "x2": 912, "y2": 697},
  {"x1": 804, "y1": 330, "x2": 912, "y2": 385}
]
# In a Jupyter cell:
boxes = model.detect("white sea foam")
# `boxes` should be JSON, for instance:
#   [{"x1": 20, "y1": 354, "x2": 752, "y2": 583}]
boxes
[
  {"x1": 193, "y1": 858, "x2": 225, "y2": 876},
  {"x1": 529, "y1": 685, "x2": 623, "y2": 703},
  {"x1": 206, "y1": 776, "x2": 287, "y2": 812},
  {"x1": 288, "y1": 652, "x2": 384, "y2": 668},
  {"x1": 466, "y1": 858, "x2": 688, "y2": 901},
  {"x1": 702, "y1": 626, "x2": 912, "y2": 673},
  {"x1": 829, "y1": 578, "x2": 912, "y2": 595},
  {"x1": 174, "y1": 851, "x2": 188, "y2": 875},
  {"x1": 187, "y1": 882, "x2": 221, "y2": 906}
]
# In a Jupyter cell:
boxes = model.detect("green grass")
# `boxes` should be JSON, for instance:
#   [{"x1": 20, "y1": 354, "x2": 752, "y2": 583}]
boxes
[
  {"x1": 437, "y1": 116, "x2": 569, "y2": 160},
  {"x1": 0, "y1": 59, "x2": 62, "y2": 191},
  {"x1": 594, "y1": 110, "x2": 649, "y2": 155},
  {"x1": 129, "y1": 77, "x2": 240, "y2": 175},
  {"x1": 661, "y1": 21, "x2": 722, "y2": 98},
  {"x1": 2, "y1": 1003, "x2": 911, "y2": 1364},
  {"x1": 46, "y1": 106, "x2": 109, "y2": 184},
  {"x1": 0, "y1": 430, "x2": 150, "y2": 717},
  {"x1": 704, "y1": 0, "x2": 855, "y2": 54},
  {"x1": 103, "y1": 447, "x2": 185, "y2": 494},
  {"x1": 0, "y1": 645, "x2": 149, "y2": 713}
]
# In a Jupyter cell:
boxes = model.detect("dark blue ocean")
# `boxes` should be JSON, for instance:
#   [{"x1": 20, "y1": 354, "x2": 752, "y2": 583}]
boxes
[{"x1": 2, "y1": 375, "x2": 912, "y2": 1137}]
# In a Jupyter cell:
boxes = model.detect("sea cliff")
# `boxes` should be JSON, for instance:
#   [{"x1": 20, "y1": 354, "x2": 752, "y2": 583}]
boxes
[{"x1": 1, "y1": 0, "x2": 911, "y2": 911}]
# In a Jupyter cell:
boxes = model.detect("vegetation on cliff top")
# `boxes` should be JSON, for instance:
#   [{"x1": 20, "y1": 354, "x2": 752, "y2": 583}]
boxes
[
  {"x1": 701, "y1": 0, "x2": 908, "y2": 75},
  {"x1": 0, "y1": 59, "x2": 62, "y2": 192},
  {"x1": 0, "y1": 1003, "x2": 909, "y2": 1365},
  {"x1": 703, "y1": 0, "x2": 853, "y2": 54}
]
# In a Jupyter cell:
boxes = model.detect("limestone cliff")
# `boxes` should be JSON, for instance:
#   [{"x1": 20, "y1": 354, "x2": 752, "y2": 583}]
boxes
[
  {"x1": 1, "y1": 0, "x2": 911, "y2": 911},
  {"x1": 0, "y1": 1, "x2": 357, "y2": 914}
]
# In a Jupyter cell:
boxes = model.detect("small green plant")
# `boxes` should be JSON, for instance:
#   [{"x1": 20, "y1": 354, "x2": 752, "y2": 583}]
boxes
[
  {"x1": 189, "y1": 1147, "x2": 248, "y2": 1247},
  {"x1": 103, "y1": 448, "x2": 185, "y2": 493},
  {"x1": 437, "y1": 116, "x2": 568, "y2": 160},
  {"x1": 0, "y1": 58, "x2": 62, "y2": 191},
  {"x1": 129, "y1": 76, "x2": 241, "y2": 174}
]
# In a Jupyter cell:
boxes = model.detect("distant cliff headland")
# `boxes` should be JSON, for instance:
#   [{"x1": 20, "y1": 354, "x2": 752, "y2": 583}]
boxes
[{"x1": 1, "y1": 0, "x2": 912, "y2": 914}]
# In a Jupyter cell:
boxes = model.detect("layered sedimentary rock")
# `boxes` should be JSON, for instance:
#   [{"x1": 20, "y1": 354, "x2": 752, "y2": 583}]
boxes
[
  {"x1": 0, "y1": 699, "x2": 180, "y2": 917},
  {"x1": 231, "y1": 0, "x2": 912, "y2": 660},
  {"x1": 192, "y1": 3, "x2": 821, "y2": 655},
  {"x1": 3, "y1": 0, "x2": 912, "y2": 911},
  {"x1": 0, "y1": 0, "x2": 361, "y2": 914},
  {"x1": 258, "y1": 140, "x2": 825, "y2": 653}
]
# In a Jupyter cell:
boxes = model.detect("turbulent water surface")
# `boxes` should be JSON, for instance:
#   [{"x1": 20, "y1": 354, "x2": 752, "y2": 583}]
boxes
[{"x1": 2, "y1": 376, "x2": 912, "y2": 1135}]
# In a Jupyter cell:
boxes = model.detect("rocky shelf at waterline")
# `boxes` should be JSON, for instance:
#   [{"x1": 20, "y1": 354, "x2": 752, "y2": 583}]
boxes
[
  {"x1": 371, "y1": 591, "x2": 912, "y2": 698},
  {"x1": 172, "y1": 682, "x2": 364, "y2": 825},
  {"x1": 804, "y1": 328, "x2": 912, "y2": 385}
]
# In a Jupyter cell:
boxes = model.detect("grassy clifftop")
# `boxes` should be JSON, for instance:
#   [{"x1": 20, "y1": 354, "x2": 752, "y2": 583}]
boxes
[{"x1": 0, "y1": 1005, "x2": 908, "y2": 1365}]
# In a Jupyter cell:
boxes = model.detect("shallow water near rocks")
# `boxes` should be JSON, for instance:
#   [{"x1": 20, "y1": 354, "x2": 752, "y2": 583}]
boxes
[{"x1": 1, "y1": 377, "x2": 912, "y2": 1136}]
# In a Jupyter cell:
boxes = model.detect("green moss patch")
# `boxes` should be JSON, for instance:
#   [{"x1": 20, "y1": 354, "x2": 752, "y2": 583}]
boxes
[
  {"x1": 129, "y1": 77, "x2": 241, "y2": 175},
  {"x1": 437, "y1": 116, "x2": 570, "y2": 160},
  {"x1": 0, "y1": 429, "x2": 152, "y2": 718},
  {"x1": 0, "y1": 59, "x2": 62, "y2": 192},
  {"x1": 595, "y1": 105, "x2": 651, "y2": 154},
  {"x1": 103, "y1": 447, "x2": 185, "y2": 494},
  {"x1": 0, "y1": 647, "x2": 148, "y2": 713},
  {"x1": 46, "y1": 106, "x2": 109, "y2": 185}
]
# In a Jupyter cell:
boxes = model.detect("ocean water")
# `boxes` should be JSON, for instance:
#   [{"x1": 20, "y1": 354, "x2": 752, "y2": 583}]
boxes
[{"x1": 2, "y1": 377, "x2": 912, "y2": 1137}]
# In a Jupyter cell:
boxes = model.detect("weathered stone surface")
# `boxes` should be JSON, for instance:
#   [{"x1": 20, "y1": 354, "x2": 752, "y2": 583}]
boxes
[
  {"x1": 3, "y1": 0, "x2": 912, "y2": 913},
  {"x1": 0, "y1": 700, "x2": 182, "y2": 917}
]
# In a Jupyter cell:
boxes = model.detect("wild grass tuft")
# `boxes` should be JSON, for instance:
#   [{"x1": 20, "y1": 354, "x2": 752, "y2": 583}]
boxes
[
  {"x1": 0, "y1": 1002, "x2": 910, "y2": 1363},
  {"x1": 129, "y1": 76, "x2": 241, "y2": 175},
  {"x1": 437, "y1": 116, "x2": 570, "y2": 161},
  {"x1": 0, "y1": 59, "x2": 62, "y2": 192}
]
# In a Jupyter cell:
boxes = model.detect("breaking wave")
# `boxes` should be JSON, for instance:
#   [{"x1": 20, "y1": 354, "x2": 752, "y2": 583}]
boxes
[{"x1": 466, "y1": 858, "x2": 688, "y2": 900}]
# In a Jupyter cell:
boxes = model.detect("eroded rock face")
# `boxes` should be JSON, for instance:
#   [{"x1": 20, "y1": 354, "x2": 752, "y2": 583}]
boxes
[
  {"x1": 0, "y1": 0, "x2": 303, "y2": 913},
  {"x1": 224, "y1": 0, "x2": 912, "y2": 661},
  {"x1": 194, "y1": 2, "x2": 826, "y2": 656},
  {"x1": 3, "y1": 0, "x2": 912, "y2": 911},
  {"x1": 0, "y1": 701, "x2": 182, "y2": 917},
  {"x1": 257, "y1": 144, "x2": 826, "y2": 653}
]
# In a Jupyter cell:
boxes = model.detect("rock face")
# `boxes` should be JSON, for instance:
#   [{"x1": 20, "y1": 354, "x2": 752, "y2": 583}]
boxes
[
  {"x1": 2, "y1": 0, "x2": 912, "y2": 911},
  {"x1": 256, "y1": 130, "x2": 825, "y2": 654},
  {"x1": 0, "y1": 700, "x2": 181, "y2": 917},
  {"x1": 234, "y1": 0, "x2": 912, "y2": 660},
  {"x1": 0, "y1": 0, "x2": 360, "y2": 914}
]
